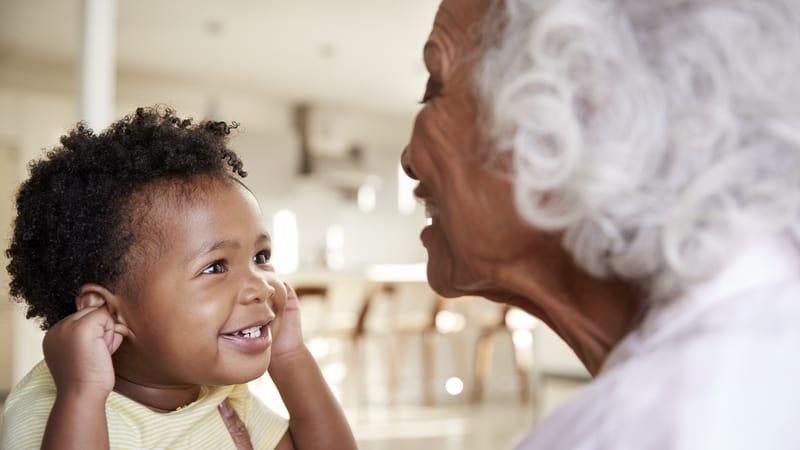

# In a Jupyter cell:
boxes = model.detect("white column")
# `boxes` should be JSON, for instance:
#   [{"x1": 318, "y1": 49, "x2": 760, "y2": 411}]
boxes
[{"x1": 79, "y1": 0, "x2": 117, "y2": 130}]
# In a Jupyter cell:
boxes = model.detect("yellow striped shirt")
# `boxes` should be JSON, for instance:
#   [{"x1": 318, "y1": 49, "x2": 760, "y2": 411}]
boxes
[{"x1": 1, "y1": 360, "x2": 288, "y2": 449}]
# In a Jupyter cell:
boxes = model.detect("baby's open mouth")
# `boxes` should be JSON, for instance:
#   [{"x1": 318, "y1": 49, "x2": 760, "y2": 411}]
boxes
[
  {"x1": 220, "y1": 322, "x2": 272, "y2": 353},
  {"x1": 223, "y1": 324, "x2": 267, "y2": 339},
  {"x1": 232, "y1": 326, "x2": 262, "y2": 339}
]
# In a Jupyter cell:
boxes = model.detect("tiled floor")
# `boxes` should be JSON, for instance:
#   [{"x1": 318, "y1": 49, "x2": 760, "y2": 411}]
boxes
[
  {"x1": 348, "y1": 378, "x2": 587, "y2": 450},
  {"x1": 350, "y1": 401, "x2": 535, "y2": 450}
]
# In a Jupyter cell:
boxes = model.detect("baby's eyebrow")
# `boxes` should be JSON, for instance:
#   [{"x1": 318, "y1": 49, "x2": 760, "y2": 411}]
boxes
[
  {"x1": 187, "y1": 233, "x2": 271, "y2": 263},
  {"x1": 255, "y1": 233, "x2": 271, "y2": 246},
  {"x1": 187, "y1": 239, "x2": 241, "y2": 264}
]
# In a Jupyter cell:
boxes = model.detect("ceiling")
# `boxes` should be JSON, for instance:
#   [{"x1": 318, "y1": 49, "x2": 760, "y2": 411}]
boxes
[{"x1": 0, "y1": 0, "x2": 441, "y2": 116}]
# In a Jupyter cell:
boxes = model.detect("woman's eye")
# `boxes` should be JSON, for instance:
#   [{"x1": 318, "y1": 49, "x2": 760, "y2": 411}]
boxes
[
  {"x1": 202, "y1": 260, "x2": 226, "y2": 274},
  {"x1": 420, "y1": 77, "x2": 442, "y2": 104},
  {"x1": 254, "y1": 250, "x2": 271, "y2": 265}
]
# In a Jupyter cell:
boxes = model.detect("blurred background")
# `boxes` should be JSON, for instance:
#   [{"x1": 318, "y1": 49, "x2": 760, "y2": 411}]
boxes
[{"x1": 0, "y1": 1, "x2": 589, "y2": 448}]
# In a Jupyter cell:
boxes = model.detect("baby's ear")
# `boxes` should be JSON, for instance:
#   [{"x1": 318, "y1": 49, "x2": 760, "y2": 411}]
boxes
[{"x1": 75, "y1": 283, "x2": 120, "y2": 318}]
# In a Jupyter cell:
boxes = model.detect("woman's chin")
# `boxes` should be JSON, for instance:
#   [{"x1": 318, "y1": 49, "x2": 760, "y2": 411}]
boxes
[
  {"x1": 425, "y1": 259, "x2": 462, "y2": 298},
  {"x1": 422, "y1": 225, "x2": 473, "y2": 297}
]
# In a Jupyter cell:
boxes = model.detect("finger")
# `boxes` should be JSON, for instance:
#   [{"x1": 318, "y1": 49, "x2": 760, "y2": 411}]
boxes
[
  {"x1": 103, "y1": 328, "x2": 125, "y2": 354},
  {"x1": 218, "y1": 398, "x2": 253, "y2": 450},
  {"x1": 113, "y1": 323, "x2": 134, "y2": 339},
  {"x1": 72, "y1": 305, "x2": 118, "y2": 328},
  {"x1": 282, "y1": 283, "x2": 300, "y2": 312},
  {"x1": 107, "y1": 324, "x2": 134, "y2": 354},
  {"x1": 286, "y1": 284, "x2": 297, "y2": 301},
  {"x1": 107, "y1": 331, "x2": 117, "y2": 353},
  {"x1": 64, "y1": 305, "x2": 103, "y2": 322}
]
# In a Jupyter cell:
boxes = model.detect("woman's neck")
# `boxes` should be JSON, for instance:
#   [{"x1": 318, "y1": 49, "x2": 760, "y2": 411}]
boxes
[
  {"x1": 113, "y1": 374, "x2": 201, "y2": 413},
  {"x1": 488, "y1": 252, "x2": 643, "y2": 376}
]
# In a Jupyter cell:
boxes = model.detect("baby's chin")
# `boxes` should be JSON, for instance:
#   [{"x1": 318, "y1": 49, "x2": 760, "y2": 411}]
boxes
[
  {"x1": 208, "y1": 356, "x2": 270, "y2": 386},
  {"x1": 237, "y1": 360, "x2": 270, "y2": 385}
]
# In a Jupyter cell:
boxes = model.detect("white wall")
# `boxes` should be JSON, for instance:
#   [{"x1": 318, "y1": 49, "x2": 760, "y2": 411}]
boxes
[
  {"x1": 115, "y1": 68, "x2": 428, "y2": 269},
  {"x1": 0, "y1": 58, "x2": 427, "y2": 386}
]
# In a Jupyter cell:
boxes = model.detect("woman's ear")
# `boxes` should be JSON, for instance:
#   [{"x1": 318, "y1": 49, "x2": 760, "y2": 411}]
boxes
[{"x1": 75, "y1": 283, "x2": 122, "y2": 321}]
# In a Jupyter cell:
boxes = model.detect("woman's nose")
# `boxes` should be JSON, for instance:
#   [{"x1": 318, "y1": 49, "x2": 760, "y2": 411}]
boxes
[{"x1": 401, "y1": 145, "x2": 418, "y2": 180}]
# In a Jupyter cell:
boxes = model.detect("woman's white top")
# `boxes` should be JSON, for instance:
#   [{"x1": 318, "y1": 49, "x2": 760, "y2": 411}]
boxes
[{"x1": 515, "y1": 234, "x2": 800, "y2": 449}]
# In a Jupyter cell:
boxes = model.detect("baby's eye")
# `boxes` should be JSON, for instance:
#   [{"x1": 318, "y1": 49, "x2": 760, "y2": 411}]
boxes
[
  {"x1": 254, "y1": 250, "x2": 271, "y2": 265},
  {"x1": 202, "y1": 260, "x2": 227, "y2": 274}
]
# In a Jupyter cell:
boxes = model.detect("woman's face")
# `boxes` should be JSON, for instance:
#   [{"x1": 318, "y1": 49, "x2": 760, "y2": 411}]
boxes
[
  {"x1": 111, "y1": 177, "x2": 286, "y2": 388},
  {"x1": 402, "y1": 0, "x2": 550, "y2": 298}
]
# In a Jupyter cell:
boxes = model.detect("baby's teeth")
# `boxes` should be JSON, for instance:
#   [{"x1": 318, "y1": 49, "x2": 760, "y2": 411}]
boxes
[{"x1": 239, "y1": 326, "x2": 261, "y2": 339}]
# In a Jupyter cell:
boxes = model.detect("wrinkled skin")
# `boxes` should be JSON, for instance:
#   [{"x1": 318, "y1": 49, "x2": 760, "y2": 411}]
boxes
[
  {"x1": 401, "y1": 0, "x2": 641, "y2": 374},
  {"x1": 402, "y1": 0, "x2": 554, "y2": 301}
]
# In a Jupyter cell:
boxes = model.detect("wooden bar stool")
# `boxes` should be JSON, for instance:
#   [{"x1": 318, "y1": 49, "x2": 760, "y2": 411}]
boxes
[{"x1": 470, "y1": 304, "x2": 537, "y2": 404}]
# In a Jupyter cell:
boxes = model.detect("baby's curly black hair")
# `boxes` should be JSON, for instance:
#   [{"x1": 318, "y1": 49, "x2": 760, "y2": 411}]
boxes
[{"x1": 6, "y1": 105, "x2": 248, "y2": 330}]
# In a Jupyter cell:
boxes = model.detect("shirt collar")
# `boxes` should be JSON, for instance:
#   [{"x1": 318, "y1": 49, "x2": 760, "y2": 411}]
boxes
[{"x1": 599, "y1": 232, "x2": 800, "y2": 374}]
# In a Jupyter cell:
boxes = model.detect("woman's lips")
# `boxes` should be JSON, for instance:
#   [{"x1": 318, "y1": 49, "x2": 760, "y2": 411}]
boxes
[
  {"x1": 413, "y1": 186, "x2": 438, "y2": 240},
  {"x1": 425, "y1": 202, "x2": 439, "y2": 219}
]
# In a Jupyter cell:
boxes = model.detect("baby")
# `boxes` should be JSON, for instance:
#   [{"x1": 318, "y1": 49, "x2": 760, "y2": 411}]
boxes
[{"x1": 1, "y1": 106, "x2": 356, "y2": 449}]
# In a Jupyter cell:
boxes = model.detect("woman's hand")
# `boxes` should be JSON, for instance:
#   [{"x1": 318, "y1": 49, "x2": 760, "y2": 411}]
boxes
[{"x1": 43, "y1": 306, "x2": 130, "y2": 396}]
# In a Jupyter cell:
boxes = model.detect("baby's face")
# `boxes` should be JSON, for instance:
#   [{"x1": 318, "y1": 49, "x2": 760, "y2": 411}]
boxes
[{"x1": 111, "y1": 177, "x2": 285, "y2": 387}]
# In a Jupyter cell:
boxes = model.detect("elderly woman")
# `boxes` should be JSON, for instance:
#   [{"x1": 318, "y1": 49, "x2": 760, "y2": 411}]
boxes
[{"x1": 401, "y1": 0, "x2": 800, "y2": 448}]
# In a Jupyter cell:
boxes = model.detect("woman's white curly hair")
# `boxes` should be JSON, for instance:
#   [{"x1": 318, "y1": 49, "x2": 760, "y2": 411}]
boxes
[{"x1": 477, "y1": 0, "x2": 800, "y2": 300}]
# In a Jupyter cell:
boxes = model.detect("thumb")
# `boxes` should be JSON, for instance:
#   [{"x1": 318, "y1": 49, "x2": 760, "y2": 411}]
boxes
[{"x1": 105, "y1": 323, "x2": 132, "y2": 354}]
